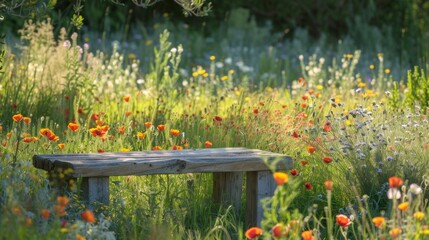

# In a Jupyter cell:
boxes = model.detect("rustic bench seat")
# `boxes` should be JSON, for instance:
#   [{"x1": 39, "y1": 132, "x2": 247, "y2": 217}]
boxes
[{"x1": 33, "y1": 147, "x2": 292, "y2": 226}]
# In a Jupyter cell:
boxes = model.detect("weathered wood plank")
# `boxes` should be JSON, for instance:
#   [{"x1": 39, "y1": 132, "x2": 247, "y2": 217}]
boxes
[
  {"x1": 33, "y1": 148, "x2": 293, "y2": 177},
  {"x1": 213, "y1": 172, "x2": 243, "y2": 214},
  {"x1": 81, "y1": 177, "x2": 109, "y2": 205},
  {"x1": 245, "y1": 171, "x2": 258, "y2": 228},
  {"x1": 256, "y1": 171, "x2": 277, "y2": 226},
  {"x1": 245, "y1": 171, "x2": 277, "y2": 227}
]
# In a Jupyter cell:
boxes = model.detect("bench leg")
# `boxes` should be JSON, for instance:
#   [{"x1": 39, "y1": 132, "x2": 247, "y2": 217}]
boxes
[
  {"x1": 213, "y1": 172, "x2": 243, "y2": 215},
  {"x1": 245, "y1": 171, "x2": 276, "y2": 228},
  {"x1": 82, "y1": 177, "x2": 110, "y2": 205}
]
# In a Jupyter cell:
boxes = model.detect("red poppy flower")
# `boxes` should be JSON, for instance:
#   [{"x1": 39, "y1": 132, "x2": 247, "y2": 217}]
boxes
[
  {"x1": 305, "y1": 182, "x2": 313, "y2": 190},
  {"x1": 302, "y1": 95, "x2": 309, "y2": 101},
  {"x1": 301, "y1": 160, "x2": 309, "y2": 166},
  {"x1": 323, "y1": 123, "x2": 331, "y2": 132},
  {"x1": 388, "y1": 176, "x2": 403, "y2": 188},
  {"x1": 323, "y1": 156, "x2": 333, "y2": 164},
  {"x1": 245, "y1": 227, "x2": 263, "y2": 239},
  {"x1": 291, "y1": 131, "x2": 300, "y2": 138},
  {"x1": 290, "y1": 169, "x2": 298, "y2": 176},
  {"x1": 272, "y1": 224, "x2": 286, "y2": 238},
  {"x1": 213, "y1": 116, "x2": 222, "y2": 121}
]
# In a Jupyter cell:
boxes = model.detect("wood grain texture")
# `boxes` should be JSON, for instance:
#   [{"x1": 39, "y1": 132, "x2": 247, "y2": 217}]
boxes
[
  {"x1": 81, "y1": 177, "x2": 110, "y2": 205},
  {"x1": 33, "y1": 148, "x2": 292, "y2": 177},
  {"x1": 213, "y1": 172, "x2": 243, "y2": 215}
]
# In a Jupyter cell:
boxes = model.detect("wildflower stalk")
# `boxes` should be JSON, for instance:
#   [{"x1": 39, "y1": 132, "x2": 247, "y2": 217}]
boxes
[{"x1": 325, "y1": 190, "x2": 334, "y2": 240}]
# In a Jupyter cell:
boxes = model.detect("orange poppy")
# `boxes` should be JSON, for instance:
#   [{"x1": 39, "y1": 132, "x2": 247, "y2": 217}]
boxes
[
  {"x1": 137, "y1": 132, "x2": 146, "y2": 139},
  {"x1": 39, "y1": 128, "x2": 59, "y2": 142},
  {"x1": 157, "y1": 124, "x2": 165, "y2": 131},
  {"x1": 388, "y1": 176, "x2": 403, "y2": 188},
  {"x1": 76, "y1": 234, "x2": 85, "y2": 240},
  {"x1": 40, "y1": 209, "x2": 50, "y2": 220},
  {"x1": 80, "y1": 209, "x2": 96, "y2": 223},
  {"x1": 336, "y1": 214, "x2": 351, "y2": 228},
  {"x1": 12, "y1": 114, "x2": 23, "y2": 122},
  {"x1": 307, "y1": 146, "x2": 316, "y2": 154},
  {"x1": 53, "y1": 205, "x2": 67, "y2": 216},
  {"x1": 323, "y1": 123, "x2": 331, "y2": 132},
  {"x1": 398, "y1": 202, "x2": 409, "y2": 211},
  {"x1": 145, "y1": 122, "x2": 152, "y2": 128},
  {"x1": 301, "y1": 230, "x2": 314, "y2": 240},
  {"x1": 123, "y1": 95, "x2": 130, "y2": 102},
  {"x1": 152, "y1": 146, "x2": 162, "y2": 151},
  {"x1": 89, "y1": 125, "x2": 109, "y2": 138},
  {"x1": 117, "y1": 125, "x2": 125, "y2": 134},
  {"x1": 170, "y1": 129, "x2": 180, "y2": 136},
  {"x1": 97, "y1": 148, "x2": 105, "y2": 153},
  {"x1": 172, "y1": 145, "x2": 183, "y2": 150},
  {"x1": 57, "y1": 196, "x2": 69, "y2": 207},
  {"x1": 372, "y1": 216, "x2": 385, "y2": 228},
  {"x1": 23, "y1": 117, "x2": 31, "y2": 124},
  {"x1": 204, "y1": 141, "x2": 213, "y2": 148},
  {"x1": 273, "y1": 172, "x2": 288, "y2": 186},
  {"x1": 245, "y1": 227, "x2": 263, "y2": 239},
  {"x1": 58, "y1": 143, "x2": 65, "y2": 149},
  {"x1": 68, "y1": 122, "x2": 79, "y2": 131},
  {"x1": 389, "y1": 228, "x2": 401, "y2": 239},
  {"x1": 324, "y1": 180, "x2": 333, "y2": 191},
  {"x1": 23, "y1": 137, "x2": 37, "y2": 143}
]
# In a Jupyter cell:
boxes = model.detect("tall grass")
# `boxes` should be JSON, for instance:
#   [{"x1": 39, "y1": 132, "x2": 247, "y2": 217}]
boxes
[{"x1": 0, "y1": 19, "x2": 428, "y2": 239}]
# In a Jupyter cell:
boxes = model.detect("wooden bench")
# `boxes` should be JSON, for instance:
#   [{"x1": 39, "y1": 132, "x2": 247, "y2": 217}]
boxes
[{"x1": 33, "y1": 147, "x2": 292, "y2": 227}]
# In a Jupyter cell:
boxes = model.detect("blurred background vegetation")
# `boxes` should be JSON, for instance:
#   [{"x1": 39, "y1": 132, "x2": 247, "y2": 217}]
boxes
[{"x1": 1, "y1": 0, "x2": 429, "y2": 77}]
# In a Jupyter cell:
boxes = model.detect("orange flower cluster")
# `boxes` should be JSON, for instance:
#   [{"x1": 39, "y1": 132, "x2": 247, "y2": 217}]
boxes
[
  {"x1": 39, "y1": 128, "x2": 59, "y2": 142},
  {"x1": 53, "y1": 196, "x2": 69, "y2": 217},
  {"x1": 89, "y1": 125, "x2": 109, "y2": 138}
]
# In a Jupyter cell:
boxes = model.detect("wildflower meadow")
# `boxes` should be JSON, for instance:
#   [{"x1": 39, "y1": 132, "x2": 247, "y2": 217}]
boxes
[{"x1": 0, "y1": 1, "x2": 429, "y2": 239}]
